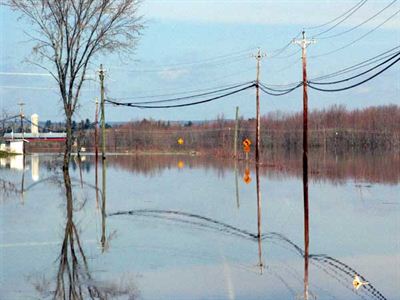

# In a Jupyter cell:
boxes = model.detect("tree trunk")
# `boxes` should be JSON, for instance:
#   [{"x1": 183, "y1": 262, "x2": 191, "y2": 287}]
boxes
[{"x1": 63, "y1": 111, "x2": 73, "y2": 170}]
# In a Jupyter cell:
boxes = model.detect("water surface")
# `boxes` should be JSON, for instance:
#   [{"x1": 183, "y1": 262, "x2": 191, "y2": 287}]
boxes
[{"x1": 0, "y1": 153, "x2": 399, "y2": 299}]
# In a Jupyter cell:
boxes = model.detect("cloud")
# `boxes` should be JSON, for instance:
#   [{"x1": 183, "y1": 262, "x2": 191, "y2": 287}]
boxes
[{"x1": 158, "y1": 68, "x2": 189, "y2": 81}]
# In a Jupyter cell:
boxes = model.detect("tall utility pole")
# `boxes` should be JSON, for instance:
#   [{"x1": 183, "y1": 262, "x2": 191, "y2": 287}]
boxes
[
  {"x1": 99, "y1": 64, "x2": 106, "y2": 160},
  {"x1": 94, "y1": 97, "x2": 99, "y2": 161},
  {"x1": 293, "y1": 31, "x2": 315, "y2": 170},
  {"x1": 18, "y1": 102, "x2": 25, "y2": 138},
  {"x1": 293, "y1": 31, "x2": 315, "y2": 300},
  {"x1": 98, "y1": 65, "x2": 107, "y2": 251},
  {"x1": 252, "y1": 48, "x2": 266, "y2": 163}
]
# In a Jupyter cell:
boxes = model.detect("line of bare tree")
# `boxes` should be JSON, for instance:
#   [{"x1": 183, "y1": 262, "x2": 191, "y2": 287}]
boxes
[{"x1": 72, "y1": 104, "x2": 400, "y2": 155}]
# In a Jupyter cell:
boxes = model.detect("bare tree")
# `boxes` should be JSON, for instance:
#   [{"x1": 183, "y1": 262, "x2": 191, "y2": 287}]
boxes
[{"x1": 4, "y1": 0, "x2": 143, "y2": 165}]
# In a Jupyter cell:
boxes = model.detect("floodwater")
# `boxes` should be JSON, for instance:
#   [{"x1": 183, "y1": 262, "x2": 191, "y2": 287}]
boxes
[{"x1": 0, "y1": 152, "x2": 399, "y2": 300}]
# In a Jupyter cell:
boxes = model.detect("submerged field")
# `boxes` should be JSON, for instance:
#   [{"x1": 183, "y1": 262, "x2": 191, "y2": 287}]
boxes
[{"x1": 0, "y1": 152, "x2": 399, "y2": 299}]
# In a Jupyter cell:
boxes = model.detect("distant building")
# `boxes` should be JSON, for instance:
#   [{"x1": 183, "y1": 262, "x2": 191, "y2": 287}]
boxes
[
  {"x1": 3, "y1": 132, "x2": 66, "y2": 142},
  {"x1": 2, "y1": 113, "x2": 66, "y2": 142},
  {"x1": 1, "y1": 113, "x2": 66, "y2": 153},
  {"x1": 0, "y1": 140, "x2": 24, "y2": 154}
]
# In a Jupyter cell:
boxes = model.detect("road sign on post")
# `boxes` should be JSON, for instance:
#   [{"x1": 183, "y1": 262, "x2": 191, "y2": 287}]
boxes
[
  {"x1": 177, "y1": 138, "x2": 184, "y2": 145},
  {"x1": 243, "y1": 138, "x2": 251, "y2": 159}
]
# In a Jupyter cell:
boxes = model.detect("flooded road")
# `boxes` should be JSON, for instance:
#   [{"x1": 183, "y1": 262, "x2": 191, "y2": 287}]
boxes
[{"x1": 0, "y1": 153, "x2": 399, "y2": 299}]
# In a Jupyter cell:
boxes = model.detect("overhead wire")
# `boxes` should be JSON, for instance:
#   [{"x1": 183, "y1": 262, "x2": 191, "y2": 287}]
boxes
[
  {"x1": 310, "y1": 45, "x2": 400, "y2": 81},
  {"x1": 309, "y1": 49, "x2": 400, "y2": 85},
  {"x1": 310, "y1": 8, "x2": 400, "y2": 59},
  {"x1": 105, "y1": 83, "x2": 255, "y2": 109},
  {"x1": 318, "y1": 0, "x2": 398, "y2": 40},
  {"x1": 136, "y1": 47, "x2": 257, "y2": 69},
  {"x1": 0, "y1": 115, "x2": 20, "y2": 123},
  {"x1": 108, "y1": 81, "x2": 254, "y2": 104},
  {"x1": 307, "y1": 55, "x2": 400, "y2": 92},
  {"x1": 259, "y1": 83, "x2": 302, "y2": 96},
  {"x1": 305, "y1": 0, "x2": 367, "y2": 30},
  {"x1": 269, "y1": 31, "x2": 302, "y2": 59},
  {"x1": 259, "y1": 81, "x2": 302, "y2": 92},
  {"x1": 311, "y1": 0, "x2": 369, "y2": 38},
  {"x1": 110, "y1": 81, "x2": 254, "y2": 101},
  {"x1": 110, "y1": 51, "x2": 253, "y2": 73}
]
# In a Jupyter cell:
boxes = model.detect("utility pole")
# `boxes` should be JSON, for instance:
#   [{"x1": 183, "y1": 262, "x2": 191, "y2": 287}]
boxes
[
  {"x1": 98, "y1": 65, "x2": 107, "y2": 250},
  {"x1": 99, "y1": 64, "x2": 106, "y2": 160},
  {"x1": 293, "y1": 31, "x2": 315, "y2": 300},
  {"x1": 94, "y1": 97, "x2": 99, "y2": 161},
  {"x1": 252, "y1": 48, "x2": 266, "y2": 163},
  {"x1": 293, "y1": 31, "x2": 315, "y2": 169},
  {"x1": 18, "y1": 102, "x2": 25, "y2": 138}
]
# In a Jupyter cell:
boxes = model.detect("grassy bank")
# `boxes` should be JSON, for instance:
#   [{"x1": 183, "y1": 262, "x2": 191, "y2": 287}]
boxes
[{"x1": 0, "y1": 150, "x2": 17, "y2": 158}]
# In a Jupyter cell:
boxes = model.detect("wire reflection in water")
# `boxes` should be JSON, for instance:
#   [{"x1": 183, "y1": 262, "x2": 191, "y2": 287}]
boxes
[{"x1": 108, "y1": 206, "x2": 387, "y2": 300}]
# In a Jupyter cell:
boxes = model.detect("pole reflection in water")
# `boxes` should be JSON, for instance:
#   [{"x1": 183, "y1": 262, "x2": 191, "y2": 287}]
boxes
[
  {"x1": 234, "y1": 160, "x2": 240, "y2": 209},
  {"x1": 31, "y1": 153, "x2": 39, "y2": 182},
  {"x1": 75, "y1": 154, "x2": 84, "y2": 188},
  {"x1": 303, "y1": 151, "x2": 310, "y2": 300},
  {"x1": 20, "y1": 153, "x2": 26, "y2": 204},
  {"x1": 95, "y1": 152, "x2": 99, "y2": 209},
  {"x1": 101, "y1": 156, "x2": 107, "y2": 251},
  {"x1": 256, "y1": 161, "x2": 264, "y2": 274}
]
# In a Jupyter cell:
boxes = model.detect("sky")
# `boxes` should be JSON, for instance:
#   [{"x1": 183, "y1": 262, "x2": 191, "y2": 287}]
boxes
[{"x1": 0, "y1": 0, "x2": 399, "y2": 122}]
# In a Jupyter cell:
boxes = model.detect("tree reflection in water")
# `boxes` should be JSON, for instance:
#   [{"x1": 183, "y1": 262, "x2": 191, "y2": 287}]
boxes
[{"x1": 31, "y1": 160, "x2": 139, "y2": 300}]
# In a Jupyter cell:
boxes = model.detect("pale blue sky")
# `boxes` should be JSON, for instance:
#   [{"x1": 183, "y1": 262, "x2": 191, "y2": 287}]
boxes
[{"x1": 0, "y1": 0, "x2": 399, "y2": 122}]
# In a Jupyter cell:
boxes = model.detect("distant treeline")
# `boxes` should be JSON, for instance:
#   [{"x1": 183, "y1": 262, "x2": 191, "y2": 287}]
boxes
[
  {"x1": 21, "y1": 105, "x2": 398, "y2": 154},
  {"x1": 75, "y1": 105, "x2": 399, "y2": 155}
]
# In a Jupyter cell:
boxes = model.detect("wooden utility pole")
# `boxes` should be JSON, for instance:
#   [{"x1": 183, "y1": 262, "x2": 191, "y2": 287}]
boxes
[
  {"x1": 293, "y1": 31, "x2": 315, "y2": 171},
  {"x1": 18, "y1": 102, "x2": 25, "y2": 138},
  {"x1": 293, "y1": 31, "x2": 315, "y2": 300},
  {"x1": 252, "y1": 49, "x2": 266, "y2": 163},
  {"x1": 99, "y1": 65, "x2": 106, "y2": 160},
  {"x1": 18, "y1": 102, "x2": 25, "y2": 155},
  {"x1": 98, "y1": 65, "x2": 107, "y2": 251},
  {"x1": 233, "y1": 106, "x2": 239, "y2": 158},
  {"x1": 94, "y1": 98, "x2": 99, "y2": 161}
]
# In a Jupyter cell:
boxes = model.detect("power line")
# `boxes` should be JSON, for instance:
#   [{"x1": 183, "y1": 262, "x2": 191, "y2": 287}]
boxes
[
  {"x1": 269, "y1": 31, "x2": 303, "y2": 59},
  {"x1": 110, "y1": 81, "x2": 254, "y2": 101},
  {"x1": 259, "y1": 83, "x2": 302, "y2": 96},
  {"x1": 141, "y1": 47, "x2": 256, "y2": 68},
  {"x1": 312, "y1": 0, "x2": 369, "y2": 38},
  {"x1": 309, "y1": 50, "x2": 400, "y2": 85},
  {"x1": 318, "y1": 0, "x2": 398, "y2": 40},
  {"x1": 307, "y1": 55, "x2": 400, "y2": 92},
  {"x1": 0, "y1": 71, "x2": 52, "y2": 77},
  {"x1": 259, "y1": 81, "x2": 302, "y2": 92},
  {"x1": 105, "y1": 84, "x2": 255, "y2": 109},
  {"x1": 310, "y1": 45, "x2": 400, "y2": 81},
  {"x1": 108, "y1": 81, "x2": 254, "y2": 104},
  {"x1": 270, "y1": 48, "x2": 301, "y2": 60},
  {"x1": 0, "y1": 115, "x2": 20, "y2": 124},
  {"x1": 305, "y1": 0, "x2": 367, "y2": 30},
  {"x1": 110, "y1": 51, "x2": 253, "y2": 73},
  {"x1": 310, "y1": 9, "x2": 400, "y2": 59}
]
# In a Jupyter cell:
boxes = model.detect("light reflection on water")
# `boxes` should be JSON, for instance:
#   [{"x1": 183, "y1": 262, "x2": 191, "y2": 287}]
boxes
[{"x1": 0, "y1": 153, "x2": 399, "y2": 300}]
